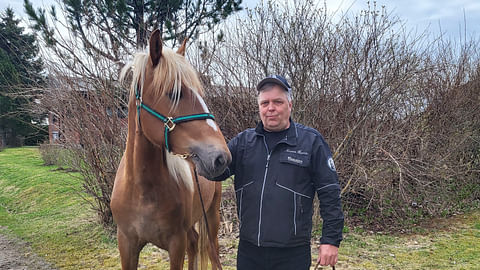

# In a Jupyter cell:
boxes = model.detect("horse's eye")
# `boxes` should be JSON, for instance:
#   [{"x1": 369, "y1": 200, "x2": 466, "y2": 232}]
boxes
[{"x1": 167, "y1": 91, "x2": 182, "y2": 101}]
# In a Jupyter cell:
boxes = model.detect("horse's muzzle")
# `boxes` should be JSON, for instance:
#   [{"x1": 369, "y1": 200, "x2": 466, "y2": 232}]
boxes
[{"x1": 190, "y1": 145, "x2": 231, "y2": 179}]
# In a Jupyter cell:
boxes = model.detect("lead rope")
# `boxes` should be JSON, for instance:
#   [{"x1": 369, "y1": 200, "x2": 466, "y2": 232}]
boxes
[{"x1": 193, "y1": 167, "x2": 223, "y2": 270}]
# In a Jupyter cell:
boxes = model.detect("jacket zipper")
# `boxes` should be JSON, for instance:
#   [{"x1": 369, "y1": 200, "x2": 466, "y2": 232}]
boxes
[{"x1": 257, "y1": 137, "x2": 271, "y2": 246}]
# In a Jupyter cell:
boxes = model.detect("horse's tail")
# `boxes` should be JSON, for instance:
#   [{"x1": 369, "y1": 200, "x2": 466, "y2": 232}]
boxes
[{"x1": 198, "y1": 217, "x2": 209, "y2": 270}]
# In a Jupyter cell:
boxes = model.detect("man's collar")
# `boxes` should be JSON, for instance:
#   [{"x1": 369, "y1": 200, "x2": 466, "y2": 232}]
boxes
[{"x1": 255, "y1": 118, "x2": 297, "y2": 145}]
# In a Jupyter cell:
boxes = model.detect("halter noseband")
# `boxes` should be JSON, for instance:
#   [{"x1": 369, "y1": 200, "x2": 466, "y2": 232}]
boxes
[{"x1": 135, "y1": 84, "x2": 215, "y2": 153}]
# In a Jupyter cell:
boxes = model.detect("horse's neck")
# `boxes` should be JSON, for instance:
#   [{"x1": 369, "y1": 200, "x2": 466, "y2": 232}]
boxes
[
  {"x1": 126, "y1": 134, "x2": 162, "y2": 180},
  {"x1": 124, "y1": 103, "x2": 169, "y2": 185}
]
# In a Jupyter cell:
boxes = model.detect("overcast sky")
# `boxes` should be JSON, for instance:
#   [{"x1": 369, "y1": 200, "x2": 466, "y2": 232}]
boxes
[
  {"x1": 2, "y1": 0, "x2": 479, "y2": 40},
  {"x1": 321, "y1": 0, "x2": 480, "y2": 40}
]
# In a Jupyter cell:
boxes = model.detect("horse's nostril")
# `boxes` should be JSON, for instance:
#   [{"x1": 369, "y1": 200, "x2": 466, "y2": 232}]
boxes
[{"x1": 214, "y1": 154, "x2": 226, "y2": 168}]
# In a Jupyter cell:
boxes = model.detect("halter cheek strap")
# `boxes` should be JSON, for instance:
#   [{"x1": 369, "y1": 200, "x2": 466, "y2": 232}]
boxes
[{"x1": 135, "y1": 84, "x2": 215, "y2": 153}]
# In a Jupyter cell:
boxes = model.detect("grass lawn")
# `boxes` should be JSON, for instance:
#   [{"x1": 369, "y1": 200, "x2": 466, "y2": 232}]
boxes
[
  {"x1": 0, "y1": 147, "x2": 170, "y2": 269},
  {"x1": 0, "y1": 147, "x2": 479, "y2": 269},
  {"x1": 337, "y1": 211, "x2": 480, "y2": 269}
]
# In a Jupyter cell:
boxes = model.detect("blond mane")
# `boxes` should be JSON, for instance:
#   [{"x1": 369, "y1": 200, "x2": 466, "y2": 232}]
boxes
[
  {"x1": 120, "y1": 46, "x2": 206, "y2": 192},
  {"x1": 120, "y1": 47, "x2": 204, "y2": 109}
]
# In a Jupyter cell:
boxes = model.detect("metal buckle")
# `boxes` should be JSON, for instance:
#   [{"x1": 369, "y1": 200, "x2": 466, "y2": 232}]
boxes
[
  {"x1": 165, "y1": 117, "x2": 176, "y2": 131},
  {"x1": 173, "y1": 153, "x2": 196, "y2": 159},
  {"x1": 176, "y1": 153, "x2": 190, "y2": 159}
]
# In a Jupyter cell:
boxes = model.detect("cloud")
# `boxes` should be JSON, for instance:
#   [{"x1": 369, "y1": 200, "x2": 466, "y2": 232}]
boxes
[{"x1": 322, "y1": 0, "x2": 480, "y2": 37}]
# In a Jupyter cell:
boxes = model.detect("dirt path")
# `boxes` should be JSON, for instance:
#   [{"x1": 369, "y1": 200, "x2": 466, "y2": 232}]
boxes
[{"x1": 0, "y1": 227, "x2": 55, "y2": 270}]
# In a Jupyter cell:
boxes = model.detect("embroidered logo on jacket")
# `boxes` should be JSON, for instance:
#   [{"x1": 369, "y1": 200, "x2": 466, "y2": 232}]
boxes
[
  {"x1": 286, "y1": 149, "x2": 309, "y2": 155},
  {"x1": 287, "y1": 156, "x2": 303, "y2": 165},
  {"x1": 327, "y1": 157, "x2": 336, "y2": 171}
]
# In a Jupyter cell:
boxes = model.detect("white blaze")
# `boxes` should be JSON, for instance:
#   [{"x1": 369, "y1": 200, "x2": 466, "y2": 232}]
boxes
[{"x1": 194, "y1": 91, "x2": 218, "y2": 132}]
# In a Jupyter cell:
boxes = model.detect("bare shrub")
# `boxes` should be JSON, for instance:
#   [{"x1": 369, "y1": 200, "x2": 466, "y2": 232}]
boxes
[
  {"x1": 195, "y1": 0, "x2": 480, "y2": 229},
  {"x1": 39, "y1": 143, "x2": 64, "y2": 166},
  {"x1": 40, "y1": 70, "x2": 127, "y2": 228},
  {"x1": 219, "y1": 179, "x2": 239, "y2": 236}
]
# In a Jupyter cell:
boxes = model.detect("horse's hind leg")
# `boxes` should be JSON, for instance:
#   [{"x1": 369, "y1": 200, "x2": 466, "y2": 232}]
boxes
[
  {"x1": 206, "y1": 183, "x2": 223, "y2": 270},
  {"x1": 117, "y1": 228, "x2": 145, "y2": 270},
  {"x1": 187, "y1": 228, "x2": 199, "y2": 270}
]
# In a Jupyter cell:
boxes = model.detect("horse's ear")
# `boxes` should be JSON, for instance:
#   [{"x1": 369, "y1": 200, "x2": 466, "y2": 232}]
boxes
[
  {"x1": 177, "y1": 38, "x2": 188, "y2": 56},
  {"x1": 149, "y1": 29, "x2": 162, "y2": 67}
]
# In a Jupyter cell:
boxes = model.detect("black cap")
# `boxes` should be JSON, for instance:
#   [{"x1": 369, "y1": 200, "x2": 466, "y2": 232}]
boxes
[{"x1": 256, "y1": 75, "x2": 291, "y2": 93}]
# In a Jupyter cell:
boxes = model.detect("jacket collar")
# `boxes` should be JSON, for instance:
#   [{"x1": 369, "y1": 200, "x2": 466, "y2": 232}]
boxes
[{"x1": 254, "y1": 118, "x2": 297, "y2": 146}]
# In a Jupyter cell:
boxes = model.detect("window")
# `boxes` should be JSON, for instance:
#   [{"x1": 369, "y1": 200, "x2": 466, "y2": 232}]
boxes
[{"x1": 52, "y1": 131, "x2": 59, "y2": 142}]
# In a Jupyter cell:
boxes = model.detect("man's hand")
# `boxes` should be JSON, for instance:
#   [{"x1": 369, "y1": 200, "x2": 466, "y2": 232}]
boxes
[{"x1": 317, "y1": 244, "x2": 338, "y2": 267}]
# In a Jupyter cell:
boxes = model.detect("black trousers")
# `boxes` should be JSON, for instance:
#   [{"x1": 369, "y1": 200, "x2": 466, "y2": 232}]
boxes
[{"x1": 237, "y1": 240, "x2": 311, "y2": 270}]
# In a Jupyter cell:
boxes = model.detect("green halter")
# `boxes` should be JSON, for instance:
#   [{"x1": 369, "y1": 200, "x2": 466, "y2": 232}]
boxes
[{"x1": 135, "y1": 84, "x2": 215, "y2": 152}]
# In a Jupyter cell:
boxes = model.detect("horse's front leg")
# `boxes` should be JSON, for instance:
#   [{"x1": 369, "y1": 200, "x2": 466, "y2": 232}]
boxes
[
  {"x1": 117, "y1": 228, "x2": 145, "y2": 270},
  {"x1": 168, "y1": 231, "x2": 188, "y2": 270}
]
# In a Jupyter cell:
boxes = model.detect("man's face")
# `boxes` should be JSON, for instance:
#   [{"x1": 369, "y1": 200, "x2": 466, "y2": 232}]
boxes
[{"x1": 257, "y1": 85, "x2": 292, "y2": 132}]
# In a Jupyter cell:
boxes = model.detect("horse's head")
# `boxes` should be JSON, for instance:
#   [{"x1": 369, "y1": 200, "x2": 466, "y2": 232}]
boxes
[{"x1": 123, "y1": 29, "x2": 231, "y2": 180}]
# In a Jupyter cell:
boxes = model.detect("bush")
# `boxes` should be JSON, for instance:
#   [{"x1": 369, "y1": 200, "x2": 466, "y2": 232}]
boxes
[
  {"x1": 196, "y1": 0, "x2": 480, "y2": 229},
  {"x1": 39, "y1": 143, "x2": 59, "y2": 166},
  {"x1": 38, "y1": 143, "x2": 75, "y2": 168},
  {"x1": 39, "y1": 75, "x2": 126, "y2": 229}
]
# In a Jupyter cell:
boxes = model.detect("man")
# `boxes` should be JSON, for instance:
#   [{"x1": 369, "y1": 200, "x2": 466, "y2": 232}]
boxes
[{"x1": 213, "y1": 75, "x2": 344, "y2": 269}]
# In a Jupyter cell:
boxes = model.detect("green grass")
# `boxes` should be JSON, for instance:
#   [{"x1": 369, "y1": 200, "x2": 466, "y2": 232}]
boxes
[
  {"x1": 0, "y1": 147, "x2": 172, "y2": 269},
  {"x1": 337, "y1": 211, "x2": 480, "y2": 269},
  {"x1": 1, "y1": 147, "x2": 479, "y2": 269}
]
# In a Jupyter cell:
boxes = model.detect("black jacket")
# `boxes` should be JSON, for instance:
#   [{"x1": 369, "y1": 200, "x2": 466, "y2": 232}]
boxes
[{"x1": 214, "y1": 120, "x2": 344, "y2": 247}]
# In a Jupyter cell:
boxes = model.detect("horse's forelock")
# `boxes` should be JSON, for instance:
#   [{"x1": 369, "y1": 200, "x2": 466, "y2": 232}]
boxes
[
  {"x1": 122, "y1": 48, "x2": 204, "y2": 109},
  {"x1": 152, "y1": 48, "x2": 204, "y2": 108}
]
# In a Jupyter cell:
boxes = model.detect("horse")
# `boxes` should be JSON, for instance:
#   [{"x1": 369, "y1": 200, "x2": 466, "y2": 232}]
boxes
[{"x1": 110, "y1": 29, "x2": 231, "y2": 270}]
